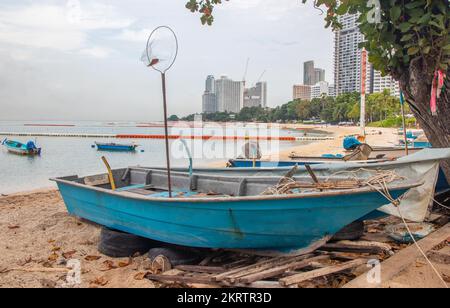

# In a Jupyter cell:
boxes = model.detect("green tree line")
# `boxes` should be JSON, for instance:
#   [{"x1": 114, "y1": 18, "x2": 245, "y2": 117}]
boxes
[{"x1": 171, "y1": 90, "x2": 411, "y2": 126}]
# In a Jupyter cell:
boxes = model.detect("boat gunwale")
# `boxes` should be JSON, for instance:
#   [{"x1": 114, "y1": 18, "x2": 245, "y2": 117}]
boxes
[
  {"x1": 143, "y1": 148, "x2": 450, "y2": 173},
  {"x1": 51, "y1": 172, "x2": 422, "y2": 204}
]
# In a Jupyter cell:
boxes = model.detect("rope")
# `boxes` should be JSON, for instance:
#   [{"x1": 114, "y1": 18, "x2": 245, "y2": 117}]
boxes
[
  {"x1": 396, "y1": 206, "x2": 449, "y2": 288},
  {"x1": 262, "y1": 169, "x2": 404, "y2": 196},
  {"x1": 432, "y1": 197, "x2": 450, "y2": 211},
  {"x1": 365, "y1": 174, "x2": 448, "y2": 288}
]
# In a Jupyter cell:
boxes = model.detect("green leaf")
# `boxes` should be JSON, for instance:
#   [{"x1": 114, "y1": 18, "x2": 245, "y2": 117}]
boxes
[
  {"x1": 390, "y1": 7, "x2": 402, "y2": 21},
  {"x1": 407, "y1": 47, "x2": 420, "y2": 56}
]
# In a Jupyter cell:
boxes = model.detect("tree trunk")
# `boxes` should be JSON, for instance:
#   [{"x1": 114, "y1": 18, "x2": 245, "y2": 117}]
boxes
[{"x1": 399, "y1": 61, "x2": 450, "y2": 182}]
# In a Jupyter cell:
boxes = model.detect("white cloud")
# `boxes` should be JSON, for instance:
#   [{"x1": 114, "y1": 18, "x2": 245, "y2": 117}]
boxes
[
  {"x1": 0, "y1": 2, "x2": 133, "y2": 54},
  {"x1": 79, "y1": 47, "x2": 113, "y2": 58},
  {"x1": 115, "y1": 28, "x2": 152, "y2": 43},
  {"x1": 225, "y1": 0, "x2": 303, "y2": 20}
]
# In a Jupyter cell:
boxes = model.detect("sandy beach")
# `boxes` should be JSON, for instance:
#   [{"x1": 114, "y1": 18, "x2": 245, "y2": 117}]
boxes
[
  {"x1": 274, "y1": 124, "x2": 399, "y2": 161},
  {"x1": 1, "y1": 125, "x2": 448, "y2": 288}
]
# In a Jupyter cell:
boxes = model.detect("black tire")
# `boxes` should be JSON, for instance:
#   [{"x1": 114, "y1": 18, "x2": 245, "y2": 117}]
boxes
[
  {"x1": 98, "y1": 227, "x2": 161, "y2": 258},
  {"x1": 147, "y1": 246, "x2": 205, "y2": 267},
  {"x1": 331, "y1": 221, "x2": 365, "y2": 241}
]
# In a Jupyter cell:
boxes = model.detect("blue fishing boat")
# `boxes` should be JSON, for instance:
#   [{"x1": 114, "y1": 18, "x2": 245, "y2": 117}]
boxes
[
  {"x1": 53, "y1": 168, "x2": 420, "y2": 255},
  {"x1": 150, "y1": 148, "x2": 450, "y2": 223},
  {"x1": 2, "y1": 139, "x2": 41, "y2": 156},
  {"x1": 95, "y1": 142, "x2": 138, "y2": 152}
]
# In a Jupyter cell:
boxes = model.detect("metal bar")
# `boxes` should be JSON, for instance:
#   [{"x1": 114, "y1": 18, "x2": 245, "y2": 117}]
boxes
[
  {"x1": 101, "y1": 156, "x2": 116, "y2": 191},
  {"x1": 161, "y1": 73, "x2": 172, "y2": 197},
  {"x1": 401, "y1": 104, "x2": 409, "y2": 156}
]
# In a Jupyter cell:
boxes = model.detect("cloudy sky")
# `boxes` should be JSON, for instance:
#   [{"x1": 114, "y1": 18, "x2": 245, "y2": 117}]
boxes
[{"x1": 0, "y1": 0, "x2": 334, "y2": 121}]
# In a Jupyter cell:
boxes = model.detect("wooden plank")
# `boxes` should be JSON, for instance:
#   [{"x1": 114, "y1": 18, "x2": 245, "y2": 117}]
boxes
[
  {"x1": 344, "y1": 223, "x2": 450, "y2": 288},
  {"x1": 239, "y1": 255, "x2": 329, "y2": 284},
  {"x1": 217, "y1": 254, "x2": 315, "y2": 283},
  {"x1": 319, "y1": 243, "x2": 384, "y2": 254},
  {"x1": 147, "y1": 274, "x2": 214, "y2": 285},
  {"x1": 84, "y1": 174, "x2": 110, "y2": 186},
  {"x1": 427, "y1": 251, "x2": 450, "y2": 265},
  {"x1": 175, "y1": 265, "x2": 225, "y2": 274},
  {"x1": 279, "y1": 259, "x2": 366, "y2": 286},
  {"x1": 212, "y1": 256, "x2": 284, "y2": 281}
]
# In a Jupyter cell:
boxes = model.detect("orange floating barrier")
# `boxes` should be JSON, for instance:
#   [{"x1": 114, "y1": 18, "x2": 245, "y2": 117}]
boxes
[{"x1": 115, "y1": 134, "x2": 297, "y2": 141}]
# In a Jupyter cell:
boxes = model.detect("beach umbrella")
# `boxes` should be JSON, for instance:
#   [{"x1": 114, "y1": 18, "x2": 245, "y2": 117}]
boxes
[{"x1": 141, "y1": 26, "x2": 179, "y2": 197}]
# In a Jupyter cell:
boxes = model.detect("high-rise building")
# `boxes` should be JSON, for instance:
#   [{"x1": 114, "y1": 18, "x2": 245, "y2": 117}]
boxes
[
  {"x1": 315, "y1": 68, "x2": 326, "y2": 84},
  {"x1": 311, "y1": 81, "x2": 333, "y2": 99},
  {"x1": 244, "y1": 82, "x2": 267, "y2": 108},
  {"x1": 304, "y1": 61, "x2": 326, "y2": 85},
  {"x1": 334, "y1": 13, "x2": 399, "y2": 97},
  {"x1": 205, "y1": 75, "x2": 215, "y2": 93},
  {"x1": 334, "y1": 14, "x2": 366, "y2": 95},
  {"x1": 370, "y1": 67, "x2": 400, "y2": 97},
  {"x1": 303, "y1": 61, "x2": 316, "y2": 85},
  {"x1": 293, "y1": 85, "x2": 312, "y2": 101},
  {"x1": 202, "y1": 93, "x2": 217, "y2": 114},
  {"x1": 328, "y1": 85, "x2": 336, "y2": 97},
  {"x1": 215, "y1": 76, "x2": 244, "y2": 113},
  {"x1": 202, "y1": 75, "x2": 217, "y2": 114}
]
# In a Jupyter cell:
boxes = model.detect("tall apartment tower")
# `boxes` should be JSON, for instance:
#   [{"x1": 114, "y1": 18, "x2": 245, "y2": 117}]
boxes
[
  {"x1": 334, "y1": 13, "x2": 399, "y2": 97},
  {"x1": 334, "y1": 14, "x2": 366, "y2": 95},
  {"x1": 244, "y1": 82, "x2": 268, "y2": 108},
  {"x1": 303, "y1": 61, "x2": 316, "y2": 85},
  {"x1": 205, "y1": 75, "x2": 215, "y2": 93},
  {"x1": 370, "y1": 67, "x2": 400, "y2": 97},
  {"x1": 215, "y1": 76, "x2": 244, "y2": 113},
  {"x1": 202, "y1": 75, "x2": 217, "y2": 114},
  {"x1": 315, "y1": 68, "x2": 326, "y2": 83}
]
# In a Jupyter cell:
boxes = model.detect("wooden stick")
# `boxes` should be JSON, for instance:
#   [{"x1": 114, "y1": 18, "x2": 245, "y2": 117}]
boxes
[
  {"x1": 216, "y1": 254, "x2": 315, "y2": 283},
  {"x1": 147, "y1": 274, "x2": 214, "y2": 285},
  {"x1": 1, "y1": 267, "x2": 69, "y2": 274},
  {"x1": 239, "y1": 255, "x2": 329, "y2": 284},
  {"x1": 305, "y1": 165, "x2": 320, "y2": 184},
  {"x1": 319, "y1": 243, "x2": 385, "y2": 255},
  {"x1": 279, "y1": 259, "x2": 366, "y2": 286},
  {"x1": 175, "y1": 265, "x2": 225, "y2": 274}
]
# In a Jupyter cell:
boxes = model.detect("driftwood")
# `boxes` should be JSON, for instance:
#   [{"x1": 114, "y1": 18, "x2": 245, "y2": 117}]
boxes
[{"x1": 279, "y1": 259, "x2": 367, "y2": 286}]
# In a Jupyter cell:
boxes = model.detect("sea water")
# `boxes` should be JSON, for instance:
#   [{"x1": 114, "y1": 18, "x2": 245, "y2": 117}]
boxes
[{"x1": 0, "y1": 121, "x2": 324, "y2": 194}]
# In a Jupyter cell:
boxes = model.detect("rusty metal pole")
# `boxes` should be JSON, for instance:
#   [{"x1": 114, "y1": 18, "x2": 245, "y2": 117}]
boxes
[
  {"x1": 400, "y1": 92, "x2": 409, "y2": 156},
  {"x1": 161, "y1": 72, "x2": 172, "y2": 197}
]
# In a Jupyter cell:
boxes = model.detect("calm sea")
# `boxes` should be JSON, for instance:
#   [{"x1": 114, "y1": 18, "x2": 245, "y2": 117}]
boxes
[{"x1": 0, "y1": 121, "x2": 323, "y2": 194}]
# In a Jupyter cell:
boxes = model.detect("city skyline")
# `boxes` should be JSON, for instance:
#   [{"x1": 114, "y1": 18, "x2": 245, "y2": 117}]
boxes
[
  {"x1": 0, "y1": 0, "x2": 334, "y2": 121},
  {"x1": 202, "y1": 74, "x2": 267, "y2": 114}
]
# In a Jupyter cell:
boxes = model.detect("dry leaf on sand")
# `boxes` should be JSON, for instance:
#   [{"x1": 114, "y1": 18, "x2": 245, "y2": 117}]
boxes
[
  {"x1": 85, "y1": 256, "x2": 102, "y2": 261},
  {"x1": 90, "y1": 276, "x2": 109, "y2": 287}
]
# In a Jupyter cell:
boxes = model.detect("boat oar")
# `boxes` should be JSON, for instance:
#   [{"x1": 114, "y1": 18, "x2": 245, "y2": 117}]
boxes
[{"x1": 101, "y1": 156, "x2": 117, "y2": 191}]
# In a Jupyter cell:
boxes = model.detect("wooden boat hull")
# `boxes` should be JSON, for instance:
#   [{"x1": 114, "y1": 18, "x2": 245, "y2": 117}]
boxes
[{"x1": 55, "y1": 179, "x2": 409, "y2": 253}]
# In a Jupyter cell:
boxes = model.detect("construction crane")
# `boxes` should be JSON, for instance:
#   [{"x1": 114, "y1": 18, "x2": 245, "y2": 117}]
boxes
[
  {"x1": 242, "y1": 58, "x2": 250, "y2": 87},
  {"x1": 256, "y1": 70, "x2": 266, "y2": 84}
]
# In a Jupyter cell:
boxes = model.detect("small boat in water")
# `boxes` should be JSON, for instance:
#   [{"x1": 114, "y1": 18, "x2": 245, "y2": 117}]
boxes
[
  {"x1": 94, "y1": 142, "x2": 138, "y2": 152},
  {"x1": 2, "y1": 139, "x2": 41, "y2": 156},
  {"x1": 53, "y1": 168, "x2": 420, "y2": 255}
]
